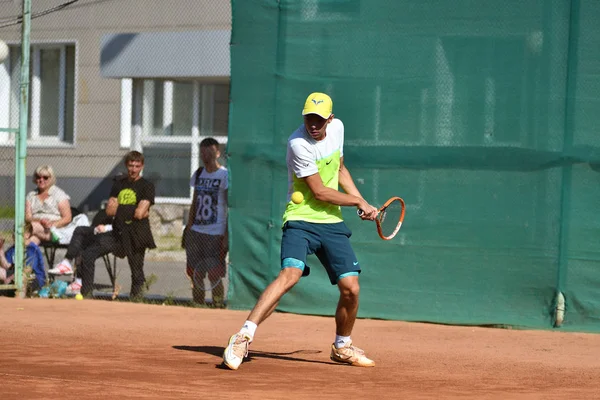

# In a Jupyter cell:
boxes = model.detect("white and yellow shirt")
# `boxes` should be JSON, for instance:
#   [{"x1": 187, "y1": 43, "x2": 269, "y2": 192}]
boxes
[{"x1": 282, "y1": 118, "x2": 345, "y2": 225}]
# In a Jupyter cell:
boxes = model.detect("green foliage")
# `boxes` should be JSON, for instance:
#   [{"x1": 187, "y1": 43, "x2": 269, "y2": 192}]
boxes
[
  {"x1": 144, "y1": 273, "x2": 158, "y2": 291},
  {"x1": 162, "y1": 291, "x2": 176, "y2": 306},
  {"x1": 0, "y1": 207, "x2": 14, "y2": 219}
]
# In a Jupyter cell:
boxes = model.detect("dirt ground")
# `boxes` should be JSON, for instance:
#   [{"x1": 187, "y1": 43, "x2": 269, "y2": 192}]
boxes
[{"x1": 1, "y1": 298, "x2": 600, "y2": 400}]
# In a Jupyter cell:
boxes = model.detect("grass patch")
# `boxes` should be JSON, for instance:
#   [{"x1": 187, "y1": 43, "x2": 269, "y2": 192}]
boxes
[
  {"x1": 0, "y1": 207, "x2": 14, "y2": 219},
  {"x1": 154, "y1": 234, "x2": 183, "y2": 252}
]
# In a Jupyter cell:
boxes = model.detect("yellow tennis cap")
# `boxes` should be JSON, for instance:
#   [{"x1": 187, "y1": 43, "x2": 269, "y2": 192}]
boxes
[{"x1": 302, "y1": 92, "x2": 333, "y2": 119}]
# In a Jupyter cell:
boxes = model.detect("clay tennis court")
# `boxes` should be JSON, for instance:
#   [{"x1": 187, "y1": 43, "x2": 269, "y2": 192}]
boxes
[{"x1": 2, "y1": 297, "x2": 600, "y2": 399}]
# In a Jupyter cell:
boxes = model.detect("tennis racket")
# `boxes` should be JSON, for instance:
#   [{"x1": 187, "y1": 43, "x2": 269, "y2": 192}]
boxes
[
  {"x1": 188, "y1": 267, "x2": 225, "y2": 305},
  {"x1": 357, "y1": 196, "x2": 405, "y2": 240},
  {"x1": 189, "y1": 269, "x2": 224, "y2": 292}
]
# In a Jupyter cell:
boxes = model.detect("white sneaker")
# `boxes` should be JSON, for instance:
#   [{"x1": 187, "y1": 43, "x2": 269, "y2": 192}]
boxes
[
  {"x1": 223, "y1": 332, "x2": 252, "y2": 370},
  {"x1": 48, "y1": 260, "x2": 73, "y2": 275},
  {"x1": 65, "y1": 279, "x2": 82, "y2": 296},
  {"x1": 330, "y1": 341, "x2": 375, "y2": 367}
]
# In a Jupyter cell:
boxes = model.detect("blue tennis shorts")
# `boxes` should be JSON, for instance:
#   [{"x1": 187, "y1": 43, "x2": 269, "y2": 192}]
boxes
[{"x1": 280, "y1": 220, "x2": 360, "y2": 285}]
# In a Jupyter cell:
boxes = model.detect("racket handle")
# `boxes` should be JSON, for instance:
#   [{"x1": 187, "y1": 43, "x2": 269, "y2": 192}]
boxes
[{"x1": 357, "y1": 209, "x2": 364, "y2": 216}]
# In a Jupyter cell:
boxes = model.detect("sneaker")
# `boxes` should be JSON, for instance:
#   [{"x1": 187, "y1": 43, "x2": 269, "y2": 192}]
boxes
[
  {"x1": 223, "y1": 332, "x2": 252, "y2": 370},
  {"x1": 65, "y1": 280, "x2": 82, "y2": 296},
  {"x1": 48, "y1": 260, "x2": 73, "y2": 275},
  {"x1": 330, "y1": 341, "x2": 375, "y2": 367}
]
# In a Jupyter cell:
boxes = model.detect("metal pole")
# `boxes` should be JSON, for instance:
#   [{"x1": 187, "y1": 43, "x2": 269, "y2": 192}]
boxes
[
  {"x1": 555, "y1": 0, "x2": 580, "y2": 327},
  {"x1": 14, "y1": 0, "x2": 32, "y2": 297}
]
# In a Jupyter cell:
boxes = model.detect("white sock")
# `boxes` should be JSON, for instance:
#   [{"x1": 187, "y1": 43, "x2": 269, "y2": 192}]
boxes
[
  {"x1": 240, "y1": 320, "x2": 257, "y2": 338},
  {"x1": 334, "y1": 335, "x2": 351, "y2": 349}
]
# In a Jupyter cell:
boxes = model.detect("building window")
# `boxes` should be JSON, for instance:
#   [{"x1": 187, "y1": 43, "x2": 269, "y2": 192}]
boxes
[
  {"x1": 0, "y1": 43, "x2": 77, "y2": 145},
  {"x1": 121, "y1": 79, "x2": 229, "y2": 202}
]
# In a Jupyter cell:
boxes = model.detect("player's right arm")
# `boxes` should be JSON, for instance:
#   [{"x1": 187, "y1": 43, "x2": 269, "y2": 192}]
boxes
[
  {"x1": 187, "y1": 188, "x2": 198, "y2": 229},
  {"x1": 105, "y1": 179, "x2": 121, "y2": 217},
  {"x1": 304, "y1": 174, "x2": 376, "y2": 220},
  {"x1": 0, "y1": 238, "x2": 10, "y2": 270},
  {"x1": 291, "y1": 141, "x2": 376, "y2": 218},
  {"x1": 338, "y1": 157, "x2": 378, "y2": 220},
  {"x1": 24, "y1": 200, "x2": 33, "y2": 223}
]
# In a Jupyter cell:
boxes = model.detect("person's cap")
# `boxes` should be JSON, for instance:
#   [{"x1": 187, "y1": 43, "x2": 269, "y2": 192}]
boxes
[{"x1": 302, "y1": 92, "x2": 333, "y2": 119}]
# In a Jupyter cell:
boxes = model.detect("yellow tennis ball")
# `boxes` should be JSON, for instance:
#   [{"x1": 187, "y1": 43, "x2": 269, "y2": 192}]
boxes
[
  {"x1": 291, "y1": 191, "x2": 304, "y2": 204},
  {"x1": 75, "y1": 293, "x2": 83, "y2": 300}
]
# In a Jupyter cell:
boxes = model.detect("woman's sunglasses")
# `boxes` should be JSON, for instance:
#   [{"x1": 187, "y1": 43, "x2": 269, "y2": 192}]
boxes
[{"x1": 36, "y1": 175, "x2": 50, "y2": 181}]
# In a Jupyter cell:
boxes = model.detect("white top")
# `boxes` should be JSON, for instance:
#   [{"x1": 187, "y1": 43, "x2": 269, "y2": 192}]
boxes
[
  {"x1": 26, "y1": 185, "x2": 70, "y2": 221},
  {"x1": 286, "y1": 118, "x2": 344, "y2": 199},
  {"x1": 189, "y1": 166, "x2": 228, "y2": 235}
]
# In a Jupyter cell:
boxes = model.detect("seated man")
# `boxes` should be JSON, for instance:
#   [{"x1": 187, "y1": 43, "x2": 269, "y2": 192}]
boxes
[
  {"x1": 63, "y1": 151, "x2": 156, "y2": 299},
  {"x1": 0, "y1": 222, "x2": 46, "y2": 292},
  {"x1": 47, "y1": 211, "x2": 113, "y2": 276}
]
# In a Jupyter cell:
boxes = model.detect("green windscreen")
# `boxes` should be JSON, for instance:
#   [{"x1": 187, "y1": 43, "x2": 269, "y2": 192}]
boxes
[{"x1": 227, "y1": 0, "x2": 600, "y2": 331}]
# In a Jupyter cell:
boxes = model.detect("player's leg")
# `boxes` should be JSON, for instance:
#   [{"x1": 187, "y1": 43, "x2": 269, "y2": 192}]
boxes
[
  {"x1": 223, "y1": 221, "x2": 314, "y2": 370},
  {"x1": 203, "y1": 233, "x2": 226, "y2": 306},
  {"x1": 65, "y1": 225, "x2": 96, "y2": 261},
  {"x1": 207, "y1": 258, "x2": 226, "y2": 306},
  {"x1": 335, "y1": 274, "x2": 360, "y2": 337},
  {"x1": 246, "y1": 221, "x2": 316, "y2": 324},
  {"x1": 191, "y1": 268, "x2": 206, "y2": 304},
  {"x1": 212, "y1": 234, "x2": 229, "y2": 305},
  {"x1": 76, "y1": 232, "x2": 119, "y2": 297},
  {"x1": 29, "y1": 221, "x2": 50, "y2": 244},
  {"x1": 49, "y1": 225, "x2": 95, "y2": 275},
  {"x1": 316, "y1": 222, "x2": 375, "y2": 367},
  {"x1": 184, "y1": 229, "x2": 206, "y2": 303},
  {"x1": 128, "y1": 249, "x2": 146, "y2": 300},
  {"x1": 247, "y1": 267, "x2": 303, "y2": 323},
  {"x1": 222, "y1": 267, "x2": 302, "y2": 370},
  {"x1": 183, "y1": 228, "x2": 194, "y2": 285}
]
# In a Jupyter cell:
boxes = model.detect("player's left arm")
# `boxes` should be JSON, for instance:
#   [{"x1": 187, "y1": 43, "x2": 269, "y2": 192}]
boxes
[
  {"x1": 338, "y1": 157, "x2": 378, "y2": 220},
  {"x1": 134, "y1": 200, "x2": 151, "y2": 220},
  {"x1": 222, "y1": 188, "x2": 229, "y2": 254},
  {"x1": 134, "y1": 182, "x2": 154, "y2": 220},
  {"x1": 338, "y1": 156, "x2": 363, "y2": 198},
  {"x1": 105, "y1": 179, "x2": 121, "y2": 217},
  {"x1": 48, "y1": 199, "x2": 72, "y2": 228}
]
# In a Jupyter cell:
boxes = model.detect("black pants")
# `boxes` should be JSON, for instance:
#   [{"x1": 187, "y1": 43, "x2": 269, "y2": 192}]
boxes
[
  {"x1": 79, "y1": 232, "x2": 146, "y2": 298},
  {"x1": 65, "y1": 226, "x2": 96, "y2": 261}
]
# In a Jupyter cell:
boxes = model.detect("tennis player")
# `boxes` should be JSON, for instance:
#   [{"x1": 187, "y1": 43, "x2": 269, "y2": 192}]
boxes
[{"x1": 223, "y1": 92, "x2": 379, "y2": 370}]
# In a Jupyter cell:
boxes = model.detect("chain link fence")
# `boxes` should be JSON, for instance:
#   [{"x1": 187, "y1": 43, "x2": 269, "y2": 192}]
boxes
[{"x1": 0, "y1": 0, "x2": 231, "y2": 304}]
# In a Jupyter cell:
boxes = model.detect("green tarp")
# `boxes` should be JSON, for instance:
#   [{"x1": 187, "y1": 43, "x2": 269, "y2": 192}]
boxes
[{"x1": 227, "y1": 0, "x2": 600, "y2": 331}]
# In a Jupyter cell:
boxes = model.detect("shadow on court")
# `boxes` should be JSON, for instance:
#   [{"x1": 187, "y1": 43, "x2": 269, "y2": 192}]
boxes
[{"x1": 173, "y1": 345, "x2": 329, "y2": 366}]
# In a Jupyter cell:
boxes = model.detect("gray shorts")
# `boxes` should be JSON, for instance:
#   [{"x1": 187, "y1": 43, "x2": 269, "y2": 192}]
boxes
[{"x1": 184, "y1": 229, "x2": 225, "y2": 274}]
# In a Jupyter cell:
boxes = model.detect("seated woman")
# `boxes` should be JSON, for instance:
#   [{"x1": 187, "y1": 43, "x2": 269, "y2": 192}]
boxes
[{"x1": 25, "y1": 165, "x2": 88, "y2": 245}]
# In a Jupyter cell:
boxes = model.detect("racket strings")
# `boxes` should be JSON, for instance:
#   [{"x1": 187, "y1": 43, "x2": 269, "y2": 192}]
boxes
[
  {"x1": 192, "y1": 270, "x2": 223, "y2": 291},
  {"x1": 378, "y1": 201, "x2": 402, "y2": 238}
]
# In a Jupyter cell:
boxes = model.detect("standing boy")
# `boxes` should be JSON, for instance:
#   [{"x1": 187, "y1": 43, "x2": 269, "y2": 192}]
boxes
[{"x1": 183, "y1": 138, "x2": 228, "y2": 305}]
